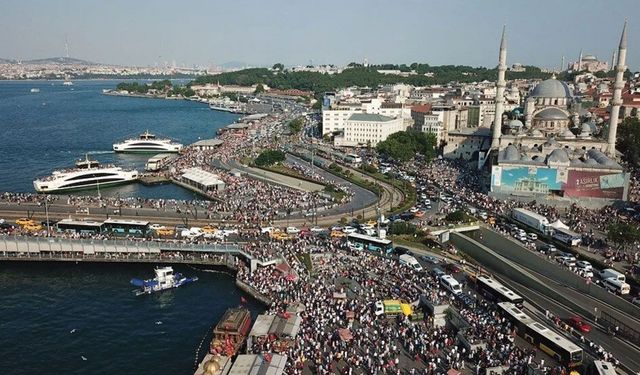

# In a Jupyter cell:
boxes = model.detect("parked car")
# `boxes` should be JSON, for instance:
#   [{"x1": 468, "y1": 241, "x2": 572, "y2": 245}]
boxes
[
  {"x1": 556, "y1": 255, "x2": 577, "y2": 267},
  {"x1": 286, "y1": 226, "x2": 300, "y2": 235},
  {"x1": 527, "y1": 233, "x2": 538, "y2": 241},
  {"x1": 539, "y1": 244, "x2": 557, "y2": 254},
  {"x1": 393, "y1": 246, "x2": 412, "y2": 256},
  {"x1": 431, "y1": 267, "x2": 446, "y2": 278},
  {"x1": 568, "y1": 316, "x2": 592, "y2": 333},
  {"x1": 310, "y1": 226, "x2": 324, "y2": 232},
  {"x1": 443, "y1": 262, "x2": 462, "y2": 273},
  {"x1": 342, "y1": 226, "x2": 357, "y2": 234}
]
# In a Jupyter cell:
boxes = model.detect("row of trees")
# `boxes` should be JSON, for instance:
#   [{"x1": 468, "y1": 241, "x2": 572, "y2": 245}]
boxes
[
  {"x1": 376, "y1": 130, "x2": 437, "y2": 163},
  {"x1": 288, "y1": 117, "x2": 304, "y2": 133},
  {"x1": 616, "y1": 117, "x2": 640, "y2": 168},
  {"x1": 190, "y1": 65, "x2": 552, "y2": 99},
  {"x1": 115, "y1": 80, "x2": 194, "y2": 97}
]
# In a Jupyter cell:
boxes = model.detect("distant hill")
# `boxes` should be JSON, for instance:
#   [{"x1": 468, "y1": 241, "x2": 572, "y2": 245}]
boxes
[
  {"x1": 23, "y1": 57, "x2": 98, "y2": 65},
  {"x1": 0, "y1": 57, "x2": 98, "y2": 65},
  {"x1": 220, "y1": 61, "x2": 255, "y2": 69}
]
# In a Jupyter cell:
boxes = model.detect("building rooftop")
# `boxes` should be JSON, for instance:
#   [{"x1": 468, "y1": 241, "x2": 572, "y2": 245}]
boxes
[
  {"x1": 347, "y1": 113, "x2": 395, "y2": 122},
  {"x1": 192, "y1": 139, "x2": 224, "y2": 147}
]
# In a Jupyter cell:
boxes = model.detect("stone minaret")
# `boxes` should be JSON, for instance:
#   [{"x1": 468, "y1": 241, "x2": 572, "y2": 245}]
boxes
[
  {"x1": 608, "y1": 20, "x2": 628, "y2": 157},
  {"x1": 578, "y1": 49, "x2": 583, "y2": 71},
  {"x1": 561, "y1": 56, "x2": 565, "y2": 72},
  {"x1": 491, "y1": 26, "x2": 507, "y2": 149},
  {"x1": 611, "y1": 50, "x2": 617, "y2": 72}
]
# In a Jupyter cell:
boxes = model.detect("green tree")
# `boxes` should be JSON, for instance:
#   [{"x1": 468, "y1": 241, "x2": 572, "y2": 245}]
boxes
[
  {"x1": 616, "y1": 117, "x2": 640, "y2": 167},
  {"x1": 607, "y1": 222, "x2": 640, "y2": 247},
  {"x1": 376, "y1": 130, "x2": 437, "y2": 162},
  {"x1": 272, "y1": 63, "x2": 284, "y2": 71},
  {"x1": 254, "y1": 84, "x2": 265, "y2": 94},
  {"x1": 288, "y1": 117, "x2": 304, "y2": 133},
  {"x1": 254, "y1": 150, "x2": 286, "y2": 166}
]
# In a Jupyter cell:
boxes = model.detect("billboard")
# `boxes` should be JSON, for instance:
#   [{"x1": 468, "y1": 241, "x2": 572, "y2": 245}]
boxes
[
  {"x1": 492, "y1": 166, "x2": 562, "y2": 194},
  {"x1": 563, "y1": 171, "x2": 626, "y2": 199}
]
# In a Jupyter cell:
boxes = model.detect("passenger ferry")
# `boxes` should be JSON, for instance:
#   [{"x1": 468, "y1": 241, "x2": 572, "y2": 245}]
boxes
[
  {"x1": 113, "y1": 130, "x2": 183, "y2": 153},
  {"x1": 33, "y1": 155, "x2": 138, "y2": 193},
  {"x1": 130, "y1": 266, "x2": 198, "y2": 296}
]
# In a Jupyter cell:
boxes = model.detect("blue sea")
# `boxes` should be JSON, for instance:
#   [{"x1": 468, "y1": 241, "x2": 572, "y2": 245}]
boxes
[
  {"x1": 0, "y1": 80, "x2": 239, "y2": 199},
  {"x1": 0, "y1": 262, "x2": 263, "y2": 375}
]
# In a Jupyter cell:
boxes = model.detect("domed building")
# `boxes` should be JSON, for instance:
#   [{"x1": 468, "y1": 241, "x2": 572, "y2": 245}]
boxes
[
  {"x1": 489, "y1": 23, "x2": 630, "y2": 205},
  {"x1": 523, "y1": 77, "x2": 574, "y2": 134}
]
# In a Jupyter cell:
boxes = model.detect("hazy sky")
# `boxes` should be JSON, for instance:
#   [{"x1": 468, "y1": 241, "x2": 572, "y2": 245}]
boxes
[{"x1": 1, "y1": 0, "x2": 638, "y2": 69}]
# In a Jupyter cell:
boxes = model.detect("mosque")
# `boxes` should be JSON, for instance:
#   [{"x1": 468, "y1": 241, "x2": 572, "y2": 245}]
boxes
[{"x1": 488, "y1": 22, "x2": 631, "y2": 204}]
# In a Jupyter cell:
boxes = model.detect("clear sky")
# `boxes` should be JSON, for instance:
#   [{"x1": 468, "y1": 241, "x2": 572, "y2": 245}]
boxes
[{"x1": 0, "y1": 0, "x2": 638, "y2": 70}]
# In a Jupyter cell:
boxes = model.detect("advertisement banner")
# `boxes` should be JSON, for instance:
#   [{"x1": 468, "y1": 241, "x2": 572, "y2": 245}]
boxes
[
  {"x1": 563, "y1": 171, "x2": 626, "y2": 199},
  {"x1": 491, "y1": 166, "x2": 561, "y2": 194}
]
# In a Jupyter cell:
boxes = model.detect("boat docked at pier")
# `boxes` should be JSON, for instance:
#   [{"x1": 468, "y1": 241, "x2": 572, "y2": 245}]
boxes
[
  {"x1": 130, "y1": 266, "x2": 198, "y2": 296},
  {"x1": 113, "y1": 130, "x2": 183, "y2": 153},
  {"x1": 210, "y1": 307, "x2": 252, "y2": 357},
  {"x1": 33, "y1": 155, "x2": 138, "y2": 193}
]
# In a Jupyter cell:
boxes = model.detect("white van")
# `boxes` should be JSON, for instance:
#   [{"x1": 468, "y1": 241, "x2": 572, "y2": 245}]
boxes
[
  {"x1": 399, "y1": 254, "x2": 423, "y2": 272},
  {"x1": 599, "y1": 268, "x2": 625, "y2": 283},
  {"x1": 440, "y1": 275, "x2": 462, "y2": 294},
  {"x1": 602, "y1": 278, "x2": 631, "y2": 295}
]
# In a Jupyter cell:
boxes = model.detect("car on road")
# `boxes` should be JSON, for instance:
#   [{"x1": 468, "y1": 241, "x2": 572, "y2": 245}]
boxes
[
  {"x1": 443, "y1": 262, "x2": 463, "y2": 274},
  {"x1": 393, "y1": 246, "x2": 412, "y2": 256},
  {"x1": 310, "y1": 226, "x2": 324, "y2": 232},
  {"x1": 568, "y1": 316, "x2": 592, "y2": 333},
  {"x1": 527, "y1": 233, "x2": 538, "y2": 241},
  {"x1": 149, "y1": 223, "x2": 164, "y2": 231},
  {"x1": 261, "y1": 226, "x2": 275, "y2": 234},
  {"x1": 286, "y1": 226, "x2": 300, "y2": 235},
  {"x1": 539, "y1": 244, "x2": 557, "y2": 254},
  {"x1": 556, "y1": 255, "x2": 577, "y2": 267},
  {"x1": 431, "y1": 267, "x2": 446, "y2": 278},
  {"x1": 576, "y1": 261, "x2": 592, "y2": 271},
  {"x1": 342, "y1": 226, "x2": 357, "y2": 234},
  {"x1": 577, "y1": 268, "x2": 594, "y2": 278},
  {"x1": 15, "y1": 218, "x2": 35, "y2": 226},
  {"x1": 420, "y1": 255, "x2": 440, "y2": 264}
]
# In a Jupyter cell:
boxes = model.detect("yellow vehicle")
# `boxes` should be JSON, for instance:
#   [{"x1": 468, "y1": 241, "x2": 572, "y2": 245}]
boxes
[
  {"x1": 202, "y1": 225, "x2": 217, "y2": 234},
  {"x1": 365, "y1": 220, "x2": 377, "y2": 227},
  {"x1": 330, "y1": 230, "x2": 346, "y2": 238},
  {"x1": 156, "y1": 227, "x2": 174, "y2": 236},
  {"x1": 375, "y1": 299, "x2": 423, "y2": 321},
  {"x1": 16, "y1": 218, "x2": 36, "y2": 227},
  {"x1": 272, "y1": 231, "x2": 291, "y2": 241},
  {"x1": 23, "y1": 224, "x2": 43, "y2": 232}
]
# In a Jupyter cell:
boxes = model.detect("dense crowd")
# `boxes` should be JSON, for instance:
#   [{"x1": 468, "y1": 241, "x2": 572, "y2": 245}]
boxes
[{"x1": 237, "y1": 235, "x2": 608, "y2": 374}]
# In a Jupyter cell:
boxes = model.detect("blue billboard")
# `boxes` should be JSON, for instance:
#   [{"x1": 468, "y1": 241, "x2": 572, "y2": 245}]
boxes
[{"x1": 492, "y1": 166, "x2": 561, "y2": 194}]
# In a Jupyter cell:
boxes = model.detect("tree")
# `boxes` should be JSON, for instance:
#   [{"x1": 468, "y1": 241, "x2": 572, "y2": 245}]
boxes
[
  {"x1": 616, "y1": 117, "x2": 640, "y2": 167},
  {"x1": 254, "y1": 84, "x2": 265, "y2": 94},
  {"x1": 254, "y1": 150, "x2": 286, "y2": 166},
  {"x1": 376, "y1": 130, "x2": 437, "y2": 163},
  {"x1": 272, "y1": 63, "x2": 284, "y2": 71},
  {"x1": 607, "y1": 222, "x2": 640, "y2": 248},
  {"x1": 288, "y1": 117, "x2": 304, "y2": 133}
]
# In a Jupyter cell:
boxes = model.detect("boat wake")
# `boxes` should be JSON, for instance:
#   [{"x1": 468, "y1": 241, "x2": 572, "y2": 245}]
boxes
[{"x1": 86, "y1": 150, "x2": 114, "y2": 155}]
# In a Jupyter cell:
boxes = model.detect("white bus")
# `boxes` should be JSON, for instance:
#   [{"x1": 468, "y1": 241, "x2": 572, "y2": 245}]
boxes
[
  {"x1": 599, "y1": 268, "x2": 625, "y2": 283},
  {"x1": 552, "y1": 227, "x2": 582, "y2": 246},
  {"x1": 344, "y1": 153, "x2": 362, "y2": 166},
  {"x1": 440, "y1": 275, "x2": 462, "y2": 294},
  {"x1": 602, "y1": 278, "x2": 631, "y2": 295},
  {"x1": 476, "y1": 275, "x2": 524, "y2": 306},
  {"x1": 587, "y1": 360, "x2": 618, "y2": 375},
  {"x1": 498, "y1": 302, "x2": 583, "y2": 367}
]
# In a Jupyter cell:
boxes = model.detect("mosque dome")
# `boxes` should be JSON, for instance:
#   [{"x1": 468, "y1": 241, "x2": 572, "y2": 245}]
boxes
[
  {"x1": 561, "y1": 128, "x2": 576, "y2": 139},
  {"x1": 580, "y1": 123, "x2": 593, "y2": 135},
  {"x1": 503, "y1": 144, "x2": 520, "y2": 161},
  {"x1": 531, "y1": 129, "x2": 544, "y2": 137},
  {"x1": 547, "y1": 148, "x2": 570, "y2": 163},
  {"x1": 543, "y1": 138, "x2": 559, "y2": 148},
  {"x1": 507, "y1": 119, "x2": 524, "y2": 128},
  {"x1": 534, "y1": 107, "x2": 568, "y2": 121},
  {"x1": 530, "y1": 78, "x2": 572, "y2": 98}
]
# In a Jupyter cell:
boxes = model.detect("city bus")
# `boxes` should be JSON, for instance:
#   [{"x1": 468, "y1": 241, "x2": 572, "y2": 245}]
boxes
[
  {"x1": 498, "y1": 302, "x2": 583, "y2": 367},
  {"x1": 346, "y1": 233, "x2": 393, "y2": 255},
  {"x1": 476, "y1": 275, "x2": 524, "y2": 306},
  {"x1": 586, "y1": 360, "x2": 618, "y2": 375},
  {"x1": 344, "y1": 153, "x2": 362, "y2": 166},
  {"x1": 102, "y1": 219, "x2": 149, "y2": 237},
  {"x1": 56, "y1": 218, "x2": 104, "y2": 235}
]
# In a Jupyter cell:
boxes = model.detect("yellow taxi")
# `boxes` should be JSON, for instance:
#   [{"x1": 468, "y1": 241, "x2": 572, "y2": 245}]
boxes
[
  {"x1": 330, "y1": 230, "x2": 346, "y2": 238},
  {"x1": 23, "y1": 223, "x2": 43, "y2": 232},
  {"x1": 365, "y1": 220, "x2": 377, "y2": 227},
  {"x1": 16, "y1": 218, "x2": 36, "y2": 227},
  {"x1": 156, "y1": 227, "x2": 175, "y2": 236},
  {"x1": 202, "y1": 225, "x2": 217, "y2": 234}
]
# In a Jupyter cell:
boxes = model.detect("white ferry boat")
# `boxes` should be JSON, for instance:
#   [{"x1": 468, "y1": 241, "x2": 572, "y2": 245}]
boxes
[
  {"x1": 130, "y1": 266, "x2": 198, "y2": 296},
  {"x1": 113, "y1": 130, "x2": 183, "y2": 153},
  {"x1": 33, "y1": 155, "x2": 138, "y2": 193},
  {"x1": 30, "y1": 88, "x2": 40, "y2": 93}
]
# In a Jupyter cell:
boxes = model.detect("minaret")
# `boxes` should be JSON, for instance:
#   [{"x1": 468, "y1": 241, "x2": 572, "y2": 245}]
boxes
[
  {"x1": 611, "y1": 50, "x2": 617, "y2": 72},
  {"x1": 491, "y1": 26, "x2": 507, "y2": 149},
  {"x1": 561, "y1": 56, "x2": 565, "y2": 72},
  {"x1": 578, "y1": 49, "x2": 583, "y2": 71},
  {"x1": 607, "y1": 20, "x2": 628, "y2": 157}
]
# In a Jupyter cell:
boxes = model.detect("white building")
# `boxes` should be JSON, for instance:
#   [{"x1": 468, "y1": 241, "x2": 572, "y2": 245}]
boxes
[
  {"x1": 322, "y1": 99, "x2": 411, "y2": 136},
  {"x1": 335, "y1": 113, "x2": 405, "y2": 147}
]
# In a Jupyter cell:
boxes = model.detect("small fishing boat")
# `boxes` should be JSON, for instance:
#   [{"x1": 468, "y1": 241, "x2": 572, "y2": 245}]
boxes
[{"x1": 130, "y1": 266, "x2": 197, "y2": 296}]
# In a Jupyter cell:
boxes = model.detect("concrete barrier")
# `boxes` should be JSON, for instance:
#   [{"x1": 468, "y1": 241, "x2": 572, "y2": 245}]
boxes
[{"x1": 473, "y1": 227, "x2": 640, "y2": 317}]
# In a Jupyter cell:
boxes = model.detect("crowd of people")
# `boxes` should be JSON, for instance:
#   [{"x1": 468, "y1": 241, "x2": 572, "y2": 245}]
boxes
[{"x1": 236, "y1": 234, "x2": 607, "y2": 374}]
